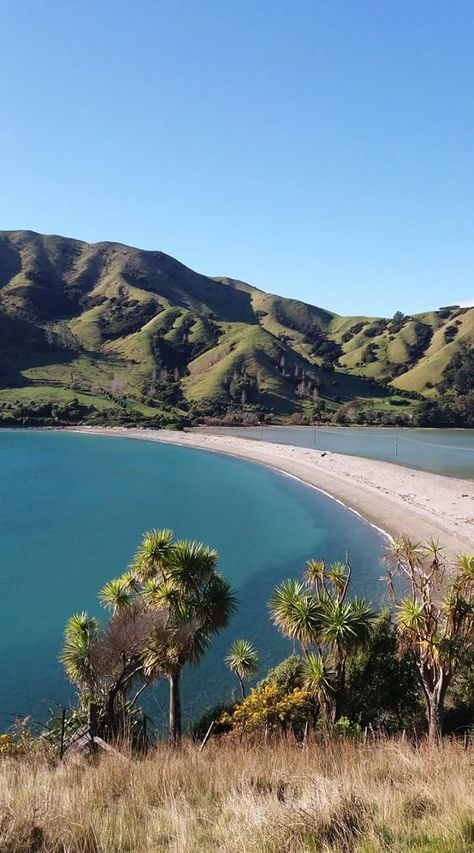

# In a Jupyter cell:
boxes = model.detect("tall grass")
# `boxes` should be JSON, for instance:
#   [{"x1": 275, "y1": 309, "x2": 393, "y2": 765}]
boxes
[{"x1": 0, "y1": 736, "x2": 473, "y2": 852}]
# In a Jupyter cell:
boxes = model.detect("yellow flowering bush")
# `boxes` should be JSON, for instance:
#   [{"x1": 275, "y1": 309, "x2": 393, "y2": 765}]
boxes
[
  {"x1": 0, "y1": 731, "x2": 32, "y2": 758},
  {"x1": 0, "y1": 733, "x2": 20, "y2": 757},
  {"x1": 221, "y1": 683, "x2": 312, "y2": 734}
]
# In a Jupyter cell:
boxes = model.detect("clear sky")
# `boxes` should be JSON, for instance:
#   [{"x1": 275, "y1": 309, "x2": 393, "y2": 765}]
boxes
[{"x1": 1, "y1": 1, "x2": 473, "y2": 316}]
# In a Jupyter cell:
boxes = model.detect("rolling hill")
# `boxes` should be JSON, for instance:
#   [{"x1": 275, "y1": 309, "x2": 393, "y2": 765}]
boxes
[{"x1": 0, "y1": 230, "x2": 472, "y2": 425}]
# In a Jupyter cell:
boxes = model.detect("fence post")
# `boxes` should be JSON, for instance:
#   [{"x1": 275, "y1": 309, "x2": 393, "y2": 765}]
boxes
[
  {"x1": 199, "y1": 720, "x2": 215, "y2": 752},
  {"x1": 88, "y1": 702, "x2": 98, "y2": 751}
]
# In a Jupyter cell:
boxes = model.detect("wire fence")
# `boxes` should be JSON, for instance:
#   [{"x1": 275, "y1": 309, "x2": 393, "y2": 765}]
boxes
[
  {"x1": 0, "y1": 706, "x2": 156, "y2": 758},
  {"x1": 251, "y1": 426, "x2": 474, "y2": 455},
  {"x1": 309, "y1": 427, "x2": 474, "y2": 453},
  {"x1": 396, "y1": 435, "x2": 474, "y2": 453},
  {"x1": 237, "y1": 426, "x2": 474, "y2": 475}
]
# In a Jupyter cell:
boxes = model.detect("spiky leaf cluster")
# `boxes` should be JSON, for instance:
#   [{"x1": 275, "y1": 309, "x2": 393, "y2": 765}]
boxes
[{"x1": 268, "y1": 556, "x2": 374, "y2": 718}]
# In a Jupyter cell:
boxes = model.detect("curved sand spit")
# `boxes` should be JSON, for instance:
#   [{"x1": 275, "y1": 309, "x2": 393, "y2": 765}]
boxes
[{"x1": 68, "y1": 427, "x2": 474, "y2": 560}]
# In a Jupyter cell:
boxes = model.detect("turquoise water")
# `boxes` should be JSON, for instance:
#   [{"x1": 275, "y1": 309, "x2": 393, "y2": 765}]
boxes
[
  {"x1": 0, "y1": 430, "x2": 387, "y2": 728},
  {"x1": 201, "y1": 427, "x2": 474, "y2": 479}
]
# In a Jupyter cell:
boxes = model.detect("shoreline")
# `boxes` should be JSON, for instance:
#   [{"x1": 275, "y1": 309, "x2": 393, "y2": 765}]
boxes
[{"x1": 64, "y1": 426, "x2": 474, "y2": 560}]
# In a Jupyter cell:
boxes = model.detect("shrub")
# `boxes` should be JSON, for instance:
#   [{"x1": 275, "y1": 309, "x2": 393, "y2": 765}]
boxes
[
  {"x1": 345, "y1": 614, "x2": 421, "y2": 731},
  {"x1": 220, "y1": 683, "x2": 311, "y2": 735},
  {"x1": 257, "y1": 655, "x2": 305, "y2": 693}
]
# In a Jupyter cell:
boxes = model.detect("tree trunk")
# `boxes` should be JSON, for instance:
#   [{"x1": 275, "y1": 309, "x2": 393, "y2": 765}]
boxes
[
  {"x1": 88, "y1": 701, "x2": 98, "y2": 744},
  {"x1": 427, "y1": 681, "x2": 449, "y2": 742},
  {"x1": 420, "y1": 667, "x2": 449, "y2": 742},
  {"x1": 238, "y1": 675, "x2": 246, "y2": 700},
  {"x1": 169, "y1": 671, "x2": 182, "y2": 745},
  {"x1": 105, "y1": 690, "x2": 118, "y2": 739},
  {"x1": 332, "y1": 660, "x2": 345, "y2": 722},
  {"x1": 428, "y1": 700, "x2": 444, "y2": 742}
]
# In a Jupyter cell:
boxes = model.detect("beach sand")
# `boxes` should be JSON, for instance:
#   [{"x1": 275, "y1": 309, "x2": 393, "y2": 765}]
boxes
[{"x1": 67, "y1": 426, "x2": 474, "y2": 560}]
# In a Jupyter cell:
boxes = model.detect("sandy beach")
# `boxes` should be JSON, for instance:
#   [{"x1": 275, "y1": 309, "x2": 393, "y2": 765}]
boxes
[{"x1": 68, "y1": 426, "x2": 474, "y2": 560}]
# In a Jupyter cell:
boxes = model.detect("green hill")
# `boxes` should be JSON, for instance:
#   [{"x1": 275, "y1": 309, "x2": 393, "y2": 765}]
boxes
[{"x1": 0, "y1": 230, "x2": 472, "y2": 425}]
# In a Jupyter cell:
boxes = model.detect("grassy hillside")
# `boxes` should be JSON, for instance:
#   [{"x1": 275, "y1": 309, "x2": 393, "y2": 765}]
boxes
[
  {"x1": 0, "y1": 230, "x2": 472, "y2": 424},
  {"x1": 1, "y1": 738, "x2": 473, "y2": 852}
]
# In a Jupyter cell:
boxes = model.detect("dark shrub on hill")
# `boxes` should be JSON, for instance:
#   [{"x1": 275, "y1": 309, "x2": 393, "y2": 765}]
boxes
[
  {"x1": 444, "y1": 325, "x2": 459, "y2": 343},
  {"x1": 414, "y1": 393, "x2": 474, "y2": 427},
  {"x1": 438, "y1": 345, "x2": 474, "y2": 395},
  {"x1": 0, "y1": 398, "x2": 95, "y2": 426},
  {"x1": 363, "y1": 320, "x2": 387, "y2": 338},
  {"x1": 99, "y1": 294, "x2": 158, "y2": 339},
  {"x1": 344, "y1": 614, "x2": 421, "y2": 732},
  {"x1": 389, "y1": 312, "x2": 408, "y2": 334},
  {"x1": 348, "y1": 322, "x2": 366, "y2": 336},
  {"x1": 407, "y1": 323, "x2": 433, "y2": 363}
]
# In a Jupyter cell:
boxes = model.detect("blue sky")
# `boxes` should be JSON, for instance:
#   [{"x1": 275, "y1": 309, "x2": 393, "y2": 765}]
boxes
[{"x1": 1, "y1": 1, "x2": 473, "y2": 315}]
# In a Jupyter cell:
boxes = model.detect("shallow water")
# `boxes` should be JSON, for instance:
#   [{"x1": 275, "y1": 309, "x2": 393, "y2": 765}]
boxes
[
  {"x1": 0, "y1": 430, "x2": 387, "y2": 727},
  {"x1": 201, "y1": 426, "x2": 474, "y2": 479}
]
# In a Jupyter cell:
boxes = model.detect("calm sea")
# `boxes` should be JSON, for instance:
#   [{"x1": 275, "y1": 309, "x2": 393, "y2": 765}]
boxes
[
  {"x1": 200, "y1": 426, "x2": 474, "y2": 479},
  {"x1": 0, "y1": 430, "x2": 387, "y2": 728}
]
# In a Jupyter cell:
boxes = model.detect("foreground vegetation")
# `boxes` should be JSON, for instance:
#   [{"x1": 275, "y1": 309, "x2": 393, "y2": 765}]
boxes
[
  {"x1": 2, "y1": 532, "x2": 473, "y2": 850},
  {"x1": 59, "y1": 531, "x2": 474, "y2": 747},
  {"x1": 1, "y1": 737, "x2": 474, "y2": 852}
]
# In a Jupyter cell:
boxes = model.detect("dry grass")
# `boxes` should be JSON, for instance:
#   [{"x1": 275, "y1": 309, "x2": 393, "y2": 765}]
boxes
[{"x1": 0, "y1": 737, "x2": 473, "y2": 852}]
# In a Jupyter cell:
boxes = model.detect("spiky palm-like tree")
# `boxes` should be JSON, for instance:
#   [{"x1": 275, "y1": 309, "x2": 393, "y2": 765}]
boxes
[
  {"x1": 305, "y1": 559, "x2": 325, "y2": 590},
  {"x1": 129, "y1": 528, "x2": 174, "y2": 581},
  {"x1": 326, "y1": 563, "x2": 349, "y2": 599},
  {"x1": 316, "y1": 595, "x2": 374, "y2": 719},
  {"x1": 269, "y1": 579, "x2": 321, "y2": 653},
  {"x1": 99, "y1": 578, "x2": 133, "y2": 614},
  {"x1": 61, "y1": 530, "x2": 237, "y2": 744},
  {"x1": 456, "y1": 554, "x2": 474, "y2": 593},
  {"x1": 60, "y1": 612, "x2": 99, "y2": 697},
  {"x1": 305, "y1": 558, "x2": 352, "y2": 602},
  {"x1": 225, "y1": 639, "x2": 259, "y2": 699},
  {"x1": 386, "y1": 536, "x2": 474, "y2": 740},
  {"x1": 136, "y1": 535, "x2": 237, "y2": 743},
  {"x1": 301, "y1": 651, "x2": 335, "y2": 721},
  {"x1": 270, "y1": 557, "x2": 374, "y2": 721}
]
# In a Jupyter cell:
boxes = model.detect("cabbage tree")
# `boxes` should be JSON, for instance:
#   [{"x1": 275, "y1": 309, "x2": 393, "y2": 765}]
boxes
[
  {"x1": 62, "y1": 529, "x2": 237, "y2": 744},
  {"x1": 225, "y1": 639, "x2": 259, "y2": 699},
  {"x1": 269, "y1": 557, "x2": 374, "y2": 720},
  {"x1": 386, "y1": 538, "x2": 474, "y2": 740}
]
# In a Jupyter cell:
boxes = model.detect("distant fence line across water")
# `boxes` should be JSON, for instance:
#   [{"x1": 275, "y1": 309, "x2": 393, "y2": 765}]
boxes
[{"x1": 199, "y1": 426, "x2": 474, "y2": 480}]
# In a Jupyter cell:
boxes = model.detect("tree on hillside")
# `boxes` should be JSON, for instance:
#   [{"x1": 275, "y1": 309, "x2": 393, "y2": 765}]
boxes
[
  {"x1": 225, "y1": 639, "x2": 259, "y2": 699},
  {"x1": 269, "y1": 578, "x2": 321, "y2": 654},
  {"x1": 385, "y1": 538, "x2": 474, "y2": 740},
  {"x1": 61, "y1": 530, "x2": 237, "y2": 744},
  {"x1": 316, "y1": 595, "x2": 373, "y2": 720},
  {"x1": 61, "y1": 605, "x2": 171, "y2": 738},
  {"x1": 269, "y1": 558, "x2": 374, "y2": 721},
  {"x1": 301, "y1": 652, "x2": 335, "y2": 723},
  {"x1": 130, "y1": 534, "x2": 237, "y2": 743},
  {"x1": 344, "y1": 611, "x2": 421, "y2": 731}
]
